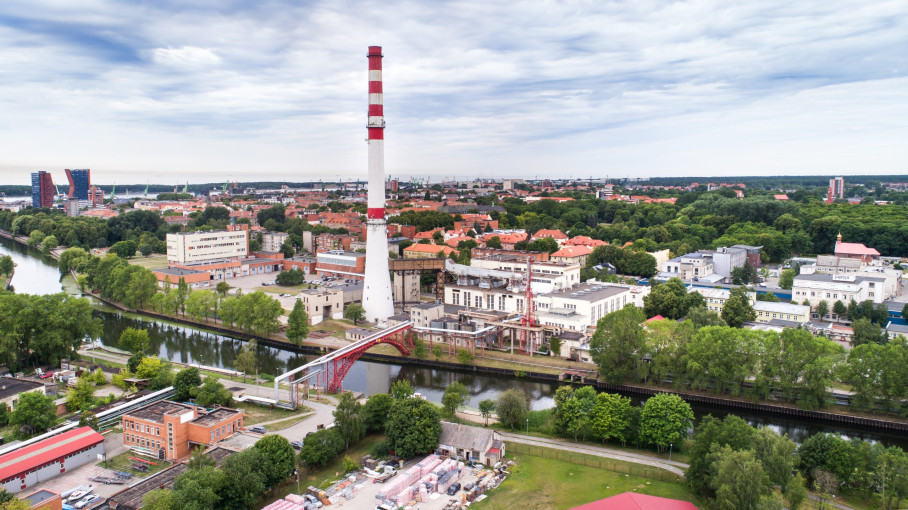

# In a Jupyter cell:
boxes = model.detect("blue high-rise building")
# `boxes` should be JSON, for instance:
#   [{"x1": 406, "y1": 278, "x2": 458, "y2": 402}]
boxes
[
  {"x1": 65, "y1": 169, "x2": 90, "y2": 200},
  {"x1": 30, "y1": 171, "x2": 55, "y2": 208}
]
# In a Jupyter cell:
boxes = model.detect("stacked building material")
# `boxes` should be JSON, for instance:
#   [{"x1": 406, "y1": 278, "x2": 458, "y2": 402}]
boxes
[
  {"x1": 284, "y1": 494, "x2": 308, "y2": 505},
  {"x1": 261, "y1": 499, "x2": 305, "y2": 510}
]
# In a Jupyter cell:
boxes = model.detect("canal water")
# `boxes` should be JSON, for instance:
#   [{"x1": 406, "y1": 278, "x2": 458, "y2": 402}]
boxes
[{"x1": 2, "y1": 237, "x2": 906, "y2": 449}]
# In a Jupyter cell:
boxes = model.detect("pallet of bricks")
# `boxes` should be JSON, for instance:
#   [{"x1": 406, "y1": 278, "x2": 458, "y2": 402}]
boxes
[
  {"x1": 375, "y1": 454, "x2": 467, "y2": 508},
  {"x1": 463, "y1": 460, "x2": 512, "y2": 503}
]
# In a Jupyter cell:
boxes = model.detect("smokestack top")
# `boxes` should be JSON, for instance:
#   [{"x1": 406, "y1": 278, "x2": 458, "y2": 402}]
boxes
[{"x1": 367, "y1": 46, "x2": 383, "y2": 57}]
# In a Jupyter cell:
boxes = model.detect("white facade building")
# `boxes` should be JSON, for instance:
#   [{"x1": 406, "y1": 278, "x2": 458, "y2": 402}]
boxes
[
  {"x1": 792, "y1": 273, "x2": 887, "y2": 307},
  {"x1": 166, "y1": 230, "x2": 248, "y2": 265},
  {"x1": 260, "y1": 231, "x2": 289, "y2": 253},
  {"x1": 660, "y1": 253, "x2": 715, "y2": 281}
]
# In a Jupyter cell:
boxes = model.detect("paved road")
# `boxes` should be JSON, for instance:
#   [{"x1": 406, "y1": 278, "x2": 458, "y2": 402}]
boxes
[{"x1": 496, "y1": 432, "x2": 688, "y2": 477}]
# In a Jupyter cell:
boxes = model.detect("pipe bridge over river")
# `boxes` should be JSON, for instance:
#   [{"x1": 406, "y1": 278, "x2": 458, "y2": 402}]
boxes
[{"x1": 260, "y1": 321, "x2": 415, "y2": 409}]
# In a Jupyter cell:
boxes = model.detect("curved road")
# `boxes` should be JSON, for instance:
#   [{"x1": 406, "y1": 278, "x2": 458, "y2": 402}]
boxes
[{"x1": 497, "y1": 432, "x2": 688, "y2": 477}]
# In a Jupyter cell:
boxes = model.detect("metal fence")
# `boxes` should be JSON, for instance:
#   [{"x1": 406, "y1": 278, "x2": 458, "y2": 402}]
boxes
[{"x1": 507, "y1": 442, "x2": 685, "y2": 484}]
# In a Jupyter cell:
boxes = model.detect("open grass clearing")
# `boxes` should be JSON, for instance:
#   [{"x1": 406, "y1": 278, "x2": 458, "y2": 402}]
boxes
[
  {"x1": 471, "y1": 450, "x2": 697, "y2": 510},
  {"x1": 235, "y1": 401, "x2": 310, "y2": 426},
  {"x1": 103, "y1": 450, "x2": 172, "y2": 478},
  {"x1": 125, "y1": 255, "x2": 169, "y2": 270},
  {"x1": 265, "y1": 412, "x2": 316, "y2": 431}
]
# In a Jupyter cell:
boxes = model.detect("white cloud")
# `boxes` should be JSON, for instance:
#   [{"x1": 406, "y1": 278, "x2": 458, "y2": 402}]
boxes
[
  {"x1": 152, "y1": 46, "x2": 221, "y2": 67},
  {"x1": 0, "y1": 0, "x2": 906, "y2": 183}
]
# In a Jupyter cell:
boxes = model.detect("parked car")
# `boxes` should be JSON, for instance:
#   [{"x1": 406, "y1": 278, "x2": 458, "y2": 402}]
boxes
[
  {"x1": 446, "y1": 482, "x2": 461, "y2": 495},
  {"x1": 39, "y1": 370, "x2": 54, "y2": 379},
  {"x1": 76, "y1": 494, "x2": 101, "y2": 508},
  {"x1": 67, "y1": 490, "x2": 90, "y2": 503},
  {"x1": 290, "y1": 441, "x2": 303, "y2": 450},
  {"x1": 249, "y1": 426, "x2": 266, "y2": 434}
]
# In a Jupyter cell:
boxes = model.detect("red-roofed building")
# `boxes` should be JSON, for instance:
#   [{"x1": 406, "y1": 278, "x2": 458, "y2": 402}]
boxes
[
  {"x1": 570, "y1": 492, "x2": 697, "y2": 510},
  {"x1": 551, "y1": 245, "x2": 594, "y2": 266},
  {"x1": 565, "y1": 236, "x2": 608, "y2": 248},
  {"x1": 531, "y1": 229, "x2": 569, "y2": 245},
  {"x1": 403, "y1": 243, "x2": 457, "y2": 259},
  {"x1": 834, "y1": 236, "x2": 880, "y2": 263},
  {"x1": 646, "y1": 315, "x2": 666, "y2": 323},
  {"x1": 773, "y1": 194, "x2": 789, "y2": 200},
  {"x1": 0, "y1": 427, "x2": 105, "y2": 494}
]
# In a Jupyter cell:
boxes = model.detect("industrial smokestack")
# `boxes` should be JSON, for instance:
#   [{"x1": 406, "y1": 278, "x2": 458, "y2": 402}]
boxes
[{"x1": 362, "y1": 46, "x2": 395, "y2": 323}]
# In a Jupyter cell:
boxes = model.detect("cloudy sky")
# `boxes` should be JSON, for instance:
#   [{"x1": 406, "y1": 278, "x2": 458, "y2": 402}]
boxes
[{"x1": 1, "y1": 0, "x2": 906, "y2": 184}]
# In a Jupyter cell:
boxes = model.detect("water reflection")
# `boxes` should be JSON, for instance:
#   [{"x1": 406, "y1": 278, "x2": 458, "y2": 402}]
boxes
[{"x1": 0, "y1": 237, "x2": 64, "y2": 295}]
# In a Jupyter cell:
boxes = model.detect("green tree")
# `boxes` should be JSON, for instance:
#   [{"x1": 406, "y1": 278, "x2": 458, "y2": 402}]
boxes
[
  {"x1": 479, "y1": 399, "x2": 496, "y2": 426},
  {"x1": 0, "y1": 405, "x2": 8, "y2": 427},
  {"x1": 141, "y1": 489, "x2": 175, "y2": 510},
  {"x1": 798, "y1": 433, "x2": 854, "y2": 484},
  {"x1": 720, "y1": 287, "x2": 755, "y2": 328},
  {"x1": 0, "y1": 255, "x2": 14, "y2": 277},
  {"x1": 385, "y1": 398, "x2": 442, "y2": 458},
  {"x1": 233, "y1": 291, "x2": 282, "y2": 336},
  {"x1": 187, "y1": 445, "x2": 215, "y2": 471},
  {"x1": 362, "y1": 393, "x2": 395, "y2": 432},
  {"x1": 686, "y1": 414, "x2": 756, "y2": 495},
  {"x1": 709, "y1": 446, "x2": 775, "y2": 510},
  {"x1": 66, "y1": 377, "x2": 97, "y2": 411},
  {"x1": 333, "y1": 391, "x2": 366, "y2": 449},
  {"x1": 286, "y1": 299, "x2": 309, "y2": 344},
  {"x1": 216, "y1": 281, "x2": 231, "y2": 297},
  {"x1": 686, "y1": 306, "x2": 726, "y2": 328},
  {"x1": 441, "y1": 381, "x2": 469, "y2": 417},
  {"x1": 254, "y1": 435, "x2": 296, "y2": 488},
  {"x1": 173, "y1": 367, "x2": 202, "y2": 402},
  {"x1": 9, "y1": 392, "x2": 57, "y2": 438},
  {"x1": 852, "y1": 317, "x2": 885, "y2": 346},
  {"x1": 119, "y1": 327, "x2": 150, "y2": 354},
  {"x1": 590, "y1": 392, "x2": 636, "y2": 445},
  {"x1": 833, "y1": 299, "x2": 847, "y2": 317},
  {"x1": 758, "y1": 328, "x2": 843, "y2": 409},
  {"x1": 411, "y1": 335, "x2": 428, "y2": 359},
  {"x1": 276, "y1": 268, "x2": 305, "y2": 286},
  {"x1": 195, "y1": 376, "x2": 232, "y2": 407},
  {"x1": 40, "y1": 234, "x2": 58, "y2": 255},
  {"x1": 756, "y1": 292, "x2": 780, "y2": 302},
  {"x1": 486, "y1": 236, "x2": 502, "y2": 249},
  {"x1": 590, "y1": 304, "x2": 646, "y2": 384},
  {"x1": 234, "y1": 340, "x2": 258, "y2": 383},
  {"x1": 639, "y1": 393, "x2": 693, "y2": 452},
  {"x1": 810, "y1": 300, "x2": 828, "y2": 320},
  {"x1": 496, "y1": 388, "x2": 529, "y2": 430},
  {"x1": 683, "y1": 326, "x2": 761, "y2": 395},
  {"x1": 390, "y1": 379, "x2": 415, "y2": 400},
  {"x1": 785, "y1": 473, "x2": 809, "y2": 510},
  {"x1": 432, "y1": 344, "x2": 443, "y2": 360},
  {"x1": 456, "y1": 348, "x2": 474, "y2": 364},
  {"x1": 219, "y1": 448, "x2": 266, "y2": 510},
  {"x1": 643, "y1": 278, "x2": 691, "y2": 319},
  {"x1": 299, "y1": 428, "x2": 344, "y2": 469},
  {"x1": 186, "y1": 290, "x2": 218, "y2": 323},
  {"x1": 751, "y1": 427, "x2": 799, "y2": 489},
  {"x1": 778, "y1": 269, "x2": 795, "y2": 290},
  {"x1": 344, "y1": 303, "x2": 366, "y2": 325},
  {"x1": 110, "y1": 240, "x2": 137, "y2": 258},
  {"x1": 903, "y1": 302, "x2": 908, "y2": 321}
]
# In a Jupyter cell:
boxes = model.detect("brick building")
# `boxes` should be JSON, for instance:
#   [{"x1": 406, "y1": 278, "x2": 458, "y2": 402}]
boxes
[{"x1": 121, "y1": 401, "x2": 244, "y2": 461}]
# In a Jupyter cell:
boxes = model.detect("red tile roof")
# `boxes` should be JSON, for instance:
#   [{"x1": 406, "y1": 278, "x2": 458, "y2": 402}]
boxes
[
  {"x1": 404, "y1": 244, "x2": 456, "y2": 256},
  {"x1": 835, "y1": 241, "x2": 880, "y2": 257},
  {"x1": 551, "y1": 245, "x2": 593, "y2": 258},
  {"x1": 570, "y1": 493, "x2": 698, "y2": 510},
  {"x1": 0, "y1": 427, "x2": 104, "y2": 481},
  {"x1": 532, "y1": 229, "x2": 568, "y2": 240}
]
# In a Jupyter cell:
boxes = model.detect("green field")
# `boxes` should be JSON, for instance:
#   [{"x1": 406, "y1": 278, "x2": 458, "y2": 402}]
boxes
[
  {"x1": 104, "y1": 451, "x2": 172, "y2": 478},
  {"x1": 125, "y1": 254, "x2": 170, "y2": 270},
  {"x1": 471, "y1": 452, "x2": 698, "y2": 510},
  {"x1": 235, "y1": 401, "x2": 310, "y2": 426}
]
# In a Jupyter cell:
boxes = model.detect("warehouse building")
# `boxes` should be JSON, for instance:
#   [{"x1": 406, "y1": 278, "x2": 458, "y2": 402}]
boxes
[{"x1": 0, "y1": 427, "x2": 105, "y2": 494}]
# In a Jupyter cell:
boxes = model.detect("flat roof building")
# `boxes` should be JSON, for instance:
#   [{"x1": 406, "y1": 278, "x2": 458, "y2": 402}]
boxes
[
  {"x1": 0, "y1": 427, "x2": 105, "y2": 494},
  {"x1": 0, "y1": 377, "x2": 47, "y2": 412},
  {"x1": 121, "y1": 401, "x2": 243, "y2": 461},
  {"x1": 166, "y1": 229, "x2": 248, "y2": 265}
]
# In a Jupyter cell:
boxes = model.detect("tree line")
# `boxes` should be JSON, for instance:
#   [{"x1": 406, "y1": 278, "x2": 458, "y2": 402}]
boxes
[
  {"x1": 589, "y1": 303, "x2": 908, "y2": 414},
  {"x1": 689, "y1": 414, "x2": 908, "y2": 509}
]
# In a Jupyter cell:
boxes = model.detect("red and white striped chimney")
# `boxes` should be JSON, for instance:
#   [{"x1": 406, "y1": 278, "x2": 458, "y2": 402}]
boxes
[
  {"x1": 366, "y1": 45, "x2": 385, "y2": 220},
  {"x1": 362, "y1": 45, "x2": 394, "y2": 323}
]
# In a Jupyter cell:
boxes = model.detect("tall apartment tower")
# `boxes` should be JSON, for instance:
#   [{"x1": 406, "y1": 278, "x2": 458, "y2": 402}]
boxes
[
  {"x1": 30, "y1": 171, "x2": 55, "y2": 208},
  {"x1": 66, "y1": 169, "x2": 91, "y2": 201},
  {"x1": 361, "y1": 46, "x2": 395, "y2": 323},
  {"x1": 826, "y1": 176, "x2": 844, "y2": 204}
]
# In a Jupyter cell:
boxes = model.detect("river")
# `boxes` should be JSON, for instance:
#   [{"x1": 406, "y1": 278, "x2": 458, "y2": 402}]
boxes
[{"x1": 2, "y1": 236, "x2": 906, "y2": 449}]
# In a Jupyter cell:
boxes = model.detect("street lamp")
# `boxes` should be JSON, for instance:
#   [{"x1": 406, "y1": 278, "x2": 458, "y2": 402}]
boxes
[
  {"x1": 669, "y1": 443, "x2": 673, "y2": 463},
  {"x1": 526, "y1": 418, "x2": 529, "y2": 437}
]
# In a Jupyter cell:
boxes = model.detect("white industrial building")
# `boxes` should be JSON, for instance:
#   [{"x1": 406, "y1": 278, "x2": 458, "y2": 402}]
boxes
[
  {"x1": 792, "y1": 273, "x2": 887, "y2": 307},
  {"x1": 260, "y1": 231, "x2": 289, "y2": 253},
  {"x1": 166, "y1": 229, "x2": 248, "y2": 265}
]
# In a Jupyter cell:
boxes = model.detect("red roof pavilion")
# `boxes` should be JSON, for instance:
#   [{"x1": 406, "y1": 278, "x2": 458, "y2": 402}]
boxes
[{"x1": 571, "y1": 492, "x2": 698, "y2": 510}]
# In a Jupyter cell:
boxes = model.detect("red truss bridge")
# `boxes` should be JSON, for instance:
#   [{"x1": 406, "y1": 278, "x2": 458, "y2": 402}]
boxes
[{"x1": 270, "y1": 321, "x2": 414, "y2": 408}]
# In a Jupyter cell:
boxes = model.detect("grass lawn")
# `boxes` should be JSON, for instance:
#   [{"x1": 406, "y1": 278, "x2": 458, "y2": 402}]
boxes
[
  {"x1": 471, "y1": 452, "x2": 699, "y2": 510},
  {"x1": 266, "y1": 412, "x2": 315, "y2": 431},
  {"x1": 235, "y1": 402, "x2": 310, "y2": 426},
  {"x1": 125, "y1": 255, "x2": 169, "y2": 270},
  {"x1": 104, "y1": 451, "x2": 172, "y2": 478}
]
